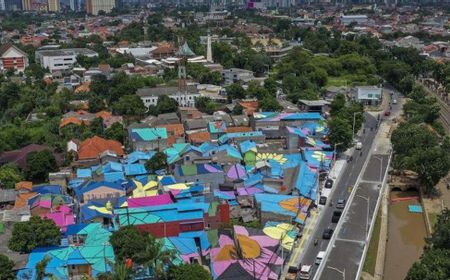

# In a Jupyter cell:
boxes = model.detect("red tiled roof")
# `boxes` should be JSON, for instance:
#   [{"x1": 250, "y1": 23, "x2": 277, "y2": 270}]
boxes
[
  {"x1": 158, "y1": 124, "x2": 185, "y2": 145},
  {"x1": 15, "y1": 181, "x2": 33, "y2": 191},
  {"x1": 78, "y1": 136, "x2": 124, "y2": 160},
  {"x1": 95, "y1": 111, "x2": 112, "y2": 119},
  {"x1": 226, "y1": 126, "x2": 252, "y2": 133},
  {"x1": 60, "y1": 117, "x2": 84, "y2": 128},
  {"x1": 188, "y1": 132, "x2": 211, "y2": 144}
]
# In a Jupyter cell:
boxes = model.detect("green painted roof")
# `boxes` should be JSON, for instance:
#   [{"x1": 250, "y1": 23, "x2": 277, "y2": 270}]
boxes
[{"x1": 178, "y1": 42, "x2": 196, "y2": 57}]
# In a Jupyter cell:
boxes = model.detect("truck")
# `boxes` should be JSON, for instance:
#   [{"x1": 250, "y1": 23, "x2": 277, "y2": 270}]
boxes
[{"x1": 299, "y1": 265, "x2": 312, "y2": 279}]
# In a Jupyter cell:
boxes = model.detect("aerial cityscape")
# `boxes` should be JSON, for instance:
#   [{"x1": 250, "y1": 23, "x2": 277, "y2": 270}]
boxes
[{"x1": 0, "y1": 1, "x2": 449, "y2": 280}]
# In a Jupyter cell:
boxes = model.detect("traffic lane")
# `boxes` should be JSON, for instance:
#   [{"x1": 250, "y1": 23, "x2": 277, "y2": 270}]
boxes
[
  {"x1": 362, "y1": 155, "x2": 390, "y2": 182},
  {"x1": 321, "y1": 240, "x2": 365, "y2": 280},
  {"x1": 299, "y1": 120, "x2": 378, "y2": 267},
  {"x1": 337, "y1": 182, "x2": 382, "y2": 241}
]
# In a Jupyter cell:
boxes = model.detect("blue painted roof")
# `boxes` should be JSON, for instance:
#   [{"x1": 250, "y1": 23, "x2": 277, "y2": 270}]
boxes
[
  {"x1": 124, "y1": 164, "x2": 147, "y2": 176},
  {"x1": 130, "y1": 128, "x2": 168, "y2": 142},
  {"x1": 126, "y1": 151, "x2": 156, "y2": 163},
  {"x1": 77, "y1": 168, "x2": 92, "y2": 178},
  {"x1": 32, "y1": 185, "x2": 62, "y2": 195},
  {"x1": 75, "y1": 181, "x2": 124, "y2": 198}
]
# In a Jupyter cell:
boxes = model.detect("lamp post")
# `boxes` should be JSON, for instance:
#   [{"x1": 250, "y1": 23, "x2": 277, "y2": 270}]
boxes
[
  {"x1": 356, "y1": 194, "x2": 370, "y2": 236},
  {"x1": 373, "y1": 155, "x2": 384, "y2": 182},
  {"x1": 327, "y1": 266, "x2": 346, "y2": 280}
]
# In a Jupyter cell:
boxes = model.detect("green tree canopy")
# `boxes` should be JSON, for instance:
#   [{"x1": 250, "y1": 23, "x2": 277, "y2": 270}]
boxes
[
  {"x1": 8, "y1": 216, "x2": 61, "y2": 253},
  {"x1": 0, "y1": 254, "x2": 15, "y2": 280},
  {"x1": 104, "y1": 122, "x2": 125, "y2": 143},
  {"x1": 427, "y1": 208, "x2": 450, "y2": 250},
  {"x1": 24, "y1": 150, "x2": 58, "y2": 183},
  {"x1": 0, "y1": 164, "x2": 23, "y2": 189},
  {"x1": 145, "y1": 152, "x2": 168, "y2": 173},
  {"x1": 112, "y1": 95, "x2": 147, "y2": 117},
  {"x1": 169, "y1": 263, "x2": 211, "y2": 280},
  {"x1": 328, "y1": 117, "x2": 353, "y2": 153},
  {"x1": 110, "y1": 226, "x2": 149, "y2": 263},
  {"x1": 225, "y1": 83, "x2": 246, "y2": 102},
  {"x1": 406, "y1": 248, "x2": 450, "y2": 280},
  {"x1": 260, "y1": 96, "x2": 282, "y2": 112}
]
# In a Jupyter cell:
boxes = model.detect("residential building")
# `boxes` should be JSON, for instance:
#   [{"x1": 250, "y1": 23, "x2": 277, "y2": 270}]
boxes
[
  {"x1": 47, "y1": 0, "x2": 58, "y2": 11},
  {"x1": 22, "y1": 0, "x2": 32, "y2": 10},
  {"x1": 3, "y1": 0, "x2": 22, "y2": 10},
  {"x1": 0, "y1": 43, "x2": 29, "y2": 72},
  {"x1": 86, "y1": 0, "x2": 115, "y2": 15},
  {"x1": 340, "y1": 15, "x2": 368, "y2": 26},
  {"x1": 137, "y1": 86, "x2": 200, "y2": 108},
  {"x1": 129, "y1": 127, "x2": 168, "y2": 151},
  {"x1": 77, "y1": 136, "x2": 124, "y2": 161},
  {"x1": 0, "y1": 0, "x2": 5, "y2": 10},
  {"x1": 222, "y1": 68, "x2": 255, "y2": 85},
  {"x1": 354, "y1": 86, "x2": 383, "y2": 105},
  {"x1": 35, "y1": 48, "x2": 98, "y2": 72}
]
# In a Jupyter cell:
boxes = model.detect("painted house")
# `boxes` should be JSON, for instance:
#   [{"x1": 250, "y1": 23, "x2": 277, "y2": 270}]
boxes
[
  {"x1": 208, "y1": 121, "x2": 227, "y2": 140},
  {"x1": 174, "y1": 163, "x2": 225, "y2": 189},
  {"x1": 218, "y1": 131, "x2": 266, "y2": 145},
  {"x1": 254, "y1": 193, "x2": 312, "y2": 225},
  {"x1": 129, "y1": 127, "x2": 168, "y2": 151},
  {"x1": 114, "y1": 198, "x2": 230, "y2": 238},
  {"x1": 0, "y1": 43, "x2": 29, "y2": 72},
  {"x1": 74, "y1": 181, "x2": 126, "y2": 204},
  {"x1": 253, "y1": 112, "x2": 323, "y2": 138}
]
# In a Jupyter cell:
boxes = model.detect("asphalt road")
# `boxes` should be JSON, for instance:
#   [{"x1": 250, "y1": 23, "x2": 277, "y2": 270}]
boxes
[{"x1": 293, "y1": 89, "x2": 402, "y2": 279}]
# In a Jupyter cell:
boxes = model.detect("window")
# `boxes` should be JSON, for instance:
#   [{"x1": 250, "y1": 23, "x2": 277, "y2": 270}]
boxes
[{"x1": 368, "y1": 94, "x2": 373, "y2": 98}]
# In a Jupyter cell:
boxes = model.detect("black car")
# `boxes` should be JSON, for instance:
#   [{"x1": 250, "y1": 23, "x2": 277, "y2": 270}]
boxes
[
  {"x1": 319, "y1": 196, "x2": 327, "y2": 205},
  {"x1": 331, "y1": 211, "x2": 342, "y2": 223},
  {"x1": 325, "y1": 179, "x2": 333, "y2": 189},
  {"x1": 322, "y1": 228, "x2": 334, "y2": 239}
]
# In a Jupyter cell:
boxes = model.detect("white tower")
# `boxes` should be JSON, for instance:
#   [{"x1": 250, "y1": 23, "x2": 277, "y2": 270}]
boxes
[{"x1": 206, "y1": 30, "x2": 213, "y2": 63}]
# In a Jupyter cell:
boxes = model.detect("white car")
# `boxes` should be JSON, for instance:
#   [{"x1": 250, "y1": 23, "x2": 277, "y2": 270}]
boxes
[
  {"x1": 356, "y1": 141, "x2": 363, "y2": 150},
  {"x1": 315, "y1": 251, "x2": 326, "y2": 265},
  {"x1": 299, "y1": 265, "x2": 312, "y2": 279},
  {"x1": 393, "y1": 99, "x2": 397, "y2": 104}
]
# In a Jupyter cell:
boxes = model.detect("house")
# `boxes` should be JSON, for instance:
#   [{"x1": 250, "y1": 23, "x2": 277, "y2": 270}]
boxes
[
  {"x1": 137, "y1": 86, "x2": 200, "y2": 108},
  {"x1": 340, "y1": 15, "x2": 368, "y2": 26},
  {"x1": 254, "y1": 193, "x2": 312, "y2": 225},
  {"x1": 0, "y1": 189, "x2": 17, "y2": 209},
  {"x1": 253, "y1": 112, "x2": 323, "y2": 138},
  {"x1": 129, "y1": 127, "x2": 168, "y2": 151},
  {"x1": 35, "y1": 48, "x2": 98, "y2": 72},
  {"x1": 0, "y1": 43, "x2": 29, "y2": 72},
  {"x1": 208, "y1": 121, "x2": 227, "y2": 140},
  {"x1": 75, "y1": 181, "x2": 126, "y2": 204},
  {"x1": 222, "y1": 68, "x2": 256, "y2": 85},
  {"x1": 77, "y1": 136, "x2": 124, "y2": 161},
  {"x1": 174, "y1": 163, "x2": 225, "y2": 189},
  {"x1": 298, "y1": 99, "x2": 330, "y2": 114},
  {"x1": 184, "y1": 118, "x2": 209, "y2": 133},
  {"x1": 142, "y1": 112, "x2": 180, "y2": 126},
  {"x1": 114, "y1": 198, "x2": 230, "y2": 238},
  {"x1": 157, "y1": 124, "x2": 185, "y2": 146},
  {"x1": 218, "y1": 131, "x2": 266, "y2": 145},
  {"x1": 354, "y1": 86, "x2": 383, "y2": 105}
]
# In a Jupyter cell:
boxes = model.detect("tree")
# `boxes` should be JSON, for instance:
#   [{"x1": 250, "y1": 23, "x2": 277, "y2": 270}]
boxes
[
  {"x1": 226, "y1": 83, "x2": 246, "y2": 102},
  {"x1": 0, "y1": 254, "x2": 15, "y2": 280},
  {"x1": 8, "y1": 216, "x2": 61, "y2": 253},
  {"x1": 89, "y1": 117, "x2": 105, "y2": 137},
  {"x1": 112, "y1": 95, "x2": 147, "y2": 117},
  {"x1": 391, "y1": 123, "x2": 438, "y2": 160},
  {"x1": 88, "y1": 94, "x2": 105, "y2": 113},
  {"x1": 105, "y1": 122, "x2": 125, "y2": 143},
  {"x1": 97, "y1": 261, "x2": 134, "y2": 280},
  {"x1": 232, "y1": 104, "x2": 244, "y2": 115},
  {"x1": 145, "y1": 152, "x2": 167, "y2": 172},
  {"x1": 155, "y1": 95, "x2": 178, "y2": 115},
  {"x1": 110, "y1": 226, "x2": 149, "y2": 263},
  {"x1": 406, "y1": 249, "x2": 450, "y2": 280},
  {"x1": 0, "y1": 164, "x2": 23, "y2": 189},
  {"x1": 90, "y1": 74, "x2": 110, "y2": 98},
  {"x1": 259, "y1": 96, "x2": 282, "y2": 112},
  {"x1": 24, "y1": 150, "x2": 58, "y2": 183},
  {"x1": 169, "y1": 264, "x2": 211, "y2": 280},
  {"x1": 330, "y1": 93, "x2": 346, "y2": 117},
  {"x1": 328, "y1": 117, "x2": 353, "y2": 153},
  {"x1": 427, "y1": 208, "x2": 450, "y2": 250},
  {"x1": 135, "y1": 235, "x2": 174, "y2": 280},
  {"x1": 36, "y1": 256, "x2": 52, "y2": 280}
]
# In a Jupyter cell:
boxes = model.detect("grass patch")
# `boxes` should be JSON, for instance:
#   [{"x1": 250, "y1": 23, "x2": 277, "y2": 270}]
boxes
[
  {"x1": 326, "y1": 76, "x2": 349, "y2": 87},
  {"x1": 428, "y1": 212, "x2": 439, "y2": 229},
  {"x1": 363, "y1": 208, "x2": 382, "y2": 276}
]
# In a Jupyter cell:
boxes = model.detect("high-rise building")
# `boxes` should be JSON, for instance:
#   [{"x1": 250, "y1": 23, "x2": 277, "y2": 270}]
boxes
[
  {"x1": 4, "y1": 0, "x2": 23, "y2": 10},
  {"x1": 47, "y1": 0, "x2": 59, "y2": 11},
  {"x1": 85, "y1": 0, "x2": 115, "y2": 15},
  {"x1": 22, "y1": 0, "x2": 32, "y2": 10},
  {"x1": 0, "y1": 0, "x2": 5, "y2": 10}
]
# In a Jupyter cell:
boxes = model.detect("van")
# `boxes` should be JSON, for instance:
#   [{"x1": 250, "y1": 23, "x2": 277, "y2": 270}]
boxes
[
  {"x1": 356, "y1": 142, "x2": 362, "y2": 150},
  {"x1": 299, "y1": 265, "x2": 312, "y2": 280},
  {"x1": 315, "y1": 251, "x2": 326, "y2": 265}
]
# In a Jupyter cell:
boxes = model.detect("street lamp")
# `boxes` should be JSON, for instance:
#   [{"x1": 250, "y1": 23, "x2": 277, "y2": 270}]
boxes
[
  {"x1": 356, "y1": 194, "x2": 370, "y2": 236},
  {"x1": 352, "y1": 112, "x2": 363, "y2": 141},
  {"x1": 373, "y1": 155, "x2": 384, "y2": 182},
  {"x1": 327, "y1": 266, "x2": 346, "y2": 280}
]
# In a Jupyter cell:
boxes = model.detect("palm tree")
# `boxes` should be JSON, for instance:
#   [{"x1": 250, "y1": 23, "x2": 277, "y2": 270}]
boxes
[
  {"x1": 135, "y1": 235, "x2": 175, "y2": 280},
  {"x1": 97, "y1": 261, "x2": 133, "y2": 280}
]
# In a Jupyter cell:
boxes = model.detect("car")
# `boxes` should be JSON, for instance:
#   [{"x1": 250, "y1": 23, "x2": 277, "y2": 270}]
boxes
[
  {"x1": 315, "y1": 251, "x2": 326, "y2": 265},
  {"x1": 325, "y1": 178, "x2": 333, "y2": 189},
  {"x1": 322, "y1": 228, "x2": 334, "y2": 239},
  {"x1": 299, "y1": 265, "x2": 312, "y2": 280},
  {"x1": 392, "y1": 99, "x2": 397, "y2": 104},
  {"x1": 319, "y1": 196, "x2": 327, "y2": 205},
  {"x1": 331, "y1": 211, "x2": 342, "y2": 223},
  {"x1": 336, "y1": 199, "x2": 346, "y2": 209},
  {"x1": 384, "y1": 111, "x2": 391, "y2": 116},
  {"x1": 355, "y1": 141, "x2": 363, "y2": 150},
  {"x1": 285, "y1": 266, "x2": 299, "y2": 280}
]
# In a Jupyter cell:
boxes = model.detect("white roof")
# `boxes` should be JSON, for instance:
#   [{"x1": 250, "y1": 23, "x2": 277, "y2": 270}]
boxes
[
  {"x1": 317, "y1": 251, "x2": 326, "y2": 258},
  {"x1": 301, "y1": 265, "x2": 312, "y2": 272}
]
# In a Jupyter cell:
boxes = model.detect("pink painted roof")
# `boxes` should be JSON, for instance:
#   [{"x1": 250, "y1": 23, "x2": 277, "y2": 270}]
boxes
[
  {"x1": 127, "y1": 194, "x2": 173, "y2": 208},
  {"x1": 41, "y1": 207, "x2": 74, "y2": 231}
]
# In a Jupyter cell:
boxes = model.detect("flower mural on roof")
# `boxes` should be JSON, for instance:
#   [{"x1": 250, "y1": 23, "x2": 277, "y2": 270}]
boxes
[
  {"x1": 256, "y1": 153, "x2": 287, "y2": 164},
  {"x1": 210, "y1": 226, "x2": 284, "y2": 280}
]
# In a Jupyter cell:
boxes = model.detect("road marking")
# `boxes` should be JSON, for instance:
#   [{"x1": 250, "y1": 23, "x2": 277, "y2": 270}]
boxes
[
  {"x1": 335, "y1": 238, "x2": 366, "y2": 245},
  {"x1": 289, "y1": 210, "x2": 318, "y2": 266}
]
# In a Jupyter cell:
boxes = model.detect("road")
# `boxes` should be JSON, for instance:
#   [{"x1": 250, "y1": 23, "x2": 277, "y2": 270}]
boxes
[{"x1": 289, "y1": 88, "x2": 401, "y2": 280}]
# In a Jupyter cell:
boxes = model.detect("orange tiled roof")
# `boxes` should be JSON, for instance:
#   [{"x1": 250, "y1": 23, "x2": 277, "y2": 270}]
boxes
[
  {"x1": 75, "y1": 82, "x2": 90, "y2": 93},
  {"x1": 239, "y1": 101, "x2": 259, "y2": 115},
  {"x1": 95, "y1": 111, "x2": 112, "y2": 119},
  {"x1": 158, "y1": 124, "x2": 185, "y2": 145},
  {"x1": 226, "y1": 126, "x2": 252, "y2": 133},
  {"x1": 78, "y1": 136, "x2": 124, "y2": 160},
  {"x1": 15, "y1": 181, "x2": 33, "y2": 191},
  {"x1": 14, "y1": 192, "x2": 38, "y2": 209},
  {"x1": 188, "y1": 131, "x2": 211, "y2": 144},
  {"x1": 60, "y1": 117, "x2": 84, "y2": 128}
]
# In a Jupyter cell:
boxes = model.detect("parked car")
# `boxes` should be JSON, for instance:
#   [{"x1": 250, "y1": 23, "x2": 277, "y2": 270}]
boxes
[
  {"x1": 336, "y1": 199, "x2": 346, "y2": 209},
  {"x1": 319, "y1": 196, "x2": 327, "y2": 205},
  {"x1": 392, "y1": 99, "x2": 397, "y2": 104},
  {"x1": 299, "y1": 265, "x2": 312, "y2": 280},
  {"x1": 325, "y1": 178, "x2": 333, "y2": 189},
  {"x1": 355, "y1": 141, "x2": 362, "y2": 150},
  {"x1": 285, "y1": 266, "x2": 299, "y2": 280},
  {"x1": 384, "y1": 111, "x2": 391, "y2": 116},
  {"x1": 322, "y1": 228, "x2": 334, "y2": 239},
  {"x1": 331, "y1": 211, "x2": 342, "y2": 223}
]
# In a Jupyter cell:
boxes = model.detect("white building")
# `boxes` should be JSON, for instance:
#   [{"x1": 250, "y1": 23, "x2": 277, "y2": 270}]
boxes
[
  {"x1": 35, "y1": 48, "x2": 98, "y2": 72},
  {"x1": 0, "y1": 0, "x2": 5, "y2": 10},
  {"x1": 222, "y1": 68, "x2": 255, "y2": 85},
  {"x1": 340, "y1": 15, "x2": 368, "y2": 26},
  {"x1": 354, "y1": 86, "x2": 382, "y2": 105},
  {"x1": 137, "y1": 86, "x2": 200, "y2": 108}
]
